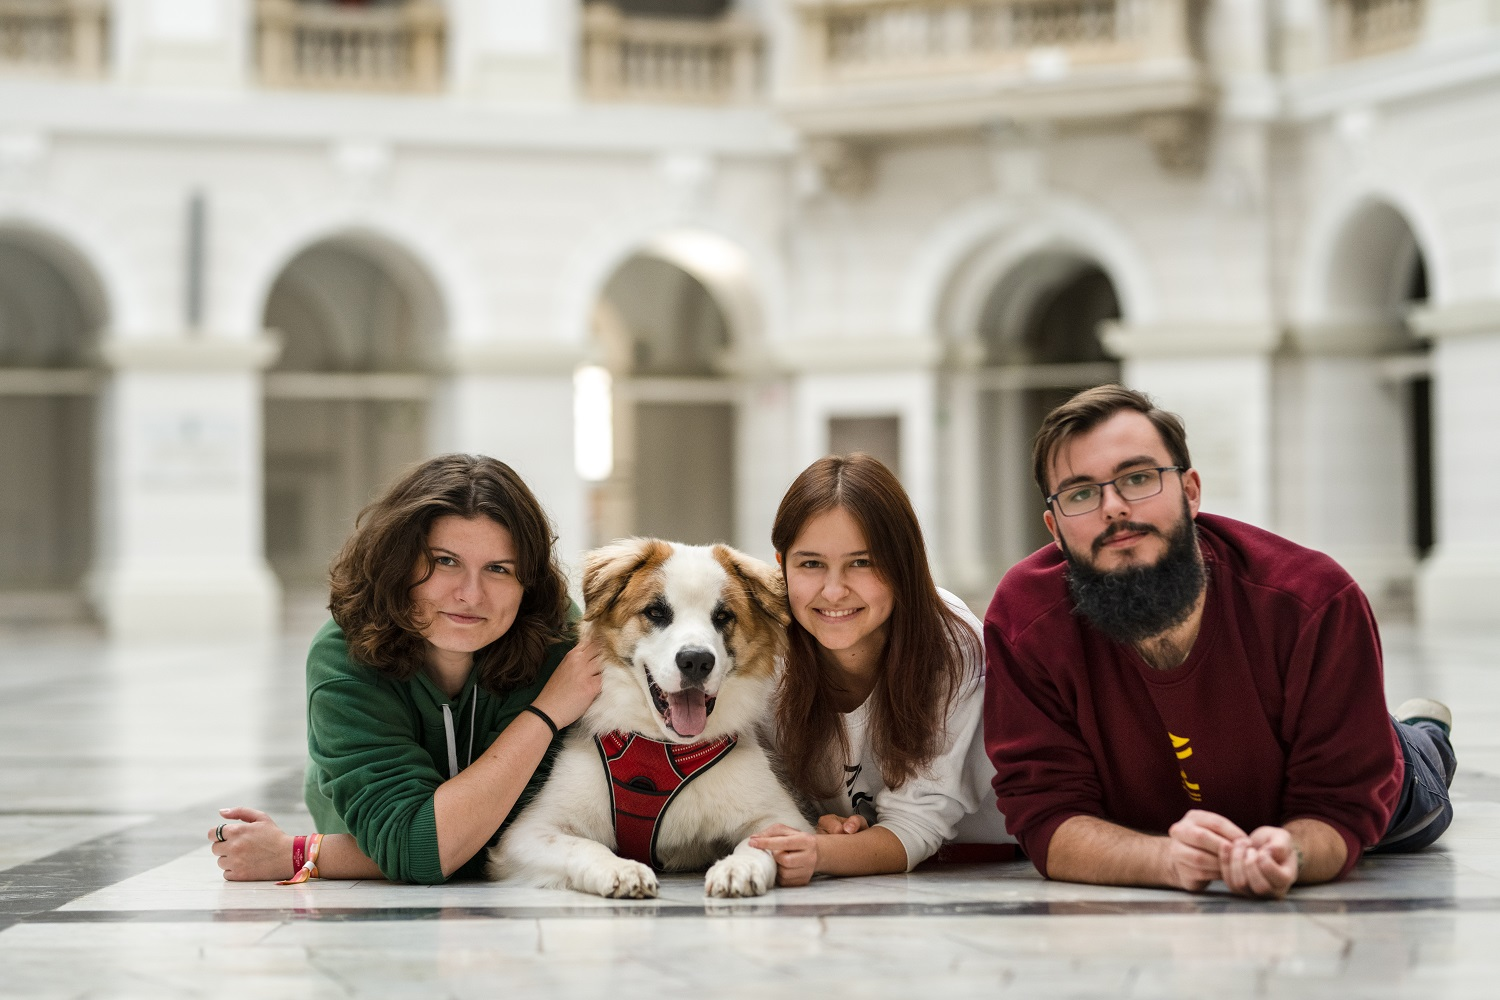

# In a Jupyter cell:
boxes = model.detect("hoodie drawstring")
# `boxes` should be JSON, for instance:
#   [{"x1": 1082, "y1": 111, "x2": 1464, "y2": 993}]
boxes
[{"x1": 441, "y1": 687, "x2": 480, "y2": 781}]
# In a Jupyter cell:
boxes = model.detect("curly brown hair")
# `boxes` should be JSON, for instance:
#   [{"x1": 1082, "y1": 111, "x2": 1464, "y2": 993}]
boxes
[
  {"x1": 772, "y1": 454, "x2": 977, "y2": 801},
  {"x1": 328, "y1": 454, "x2": 572, "y2": 693}
]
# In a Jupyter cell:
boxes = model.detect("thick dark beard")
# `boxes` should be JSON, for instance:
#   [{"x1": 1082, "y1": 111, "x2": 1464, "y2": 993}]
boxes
[{"x1": 1063, "y1": 502, "x2": 1205, "y2": 647}]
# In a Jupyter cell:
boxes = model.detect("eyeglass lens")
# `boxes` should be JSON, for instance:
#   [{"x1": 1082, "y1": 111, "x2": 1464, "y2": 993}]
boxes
[{"x1": 1058, "y1": 468, "x2": 1165, "y2": 515}]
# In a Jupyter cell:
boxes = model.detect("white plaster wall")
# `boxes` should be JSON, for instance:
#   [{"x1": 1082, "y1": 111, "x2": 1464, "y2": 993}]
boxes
[
  {"x1": 1420, "y1": 330, "x2": 1500, "y2": 627},
  {"x1": 448, "y1": 0, "x2": 575, "y2": 102},
  {"x1": 789, "y1": 123, "x2": 1275, "y2": 352},
  {"x1": 1271, "y1": 355, "x2": 1417, "y2": 598},
  {"x1": 1291, "y1": 85, "x2": 1500, "y2": 318},
  {"x1": 88, "y1": 367, "x2": 279, "y2": 638},
  {"x1": 5, "y1": 5, "x2": 1500, "y2": 633},
  {"x1": 115, "y1": 0, "x2": 251, "y2": 89},
  {"x1": 734, "y1": 376, "x2": 797, "y2": 562}
]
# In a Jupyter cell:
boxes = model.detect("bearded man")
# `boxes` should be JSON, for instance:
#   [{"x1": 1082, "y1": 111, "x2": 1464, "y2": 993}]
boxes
[{"x1": 983, "y1": 385, "x2": 1455, "y2": 898}]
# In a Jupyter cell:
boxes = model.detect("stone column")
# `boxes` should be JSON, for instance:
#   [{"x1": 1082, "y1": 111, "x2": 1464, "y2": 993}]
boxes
[
  {"x1": 89, "y1": 336, "x2": 282, "y2": 640},
  {"x1": 1409, "y1": 301, "x2": 1500, "y2": 628},
  {"x1": 1275, "y1": 322, "x2": 1421, "y2": 608},
  {"x1": 937, "y1": 360, "x2": 993, "y2": 605},
  {"x1": 730, "y1": 372, "x2": 795, "y2": 561},
  {"x1": 1102, "y1": 323, "x2": 1279, "y2": 528},
  {"x1": 432, "y1": 341, "x2": 588, "y2": 578}
]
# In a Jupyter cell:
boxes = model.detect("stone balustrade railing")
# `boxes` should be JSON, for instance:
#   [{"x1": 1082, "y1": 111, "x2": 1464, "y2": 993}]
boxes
[
  {"x1": 1329, "y1": 0, "x2": 1424, "y2": 61},
  {"x1": 0, "y1": 0, "x2": 105, "y2": 76},
  {"x1": 256, "y1": 0, "x2": 444, "y2": 92},
  {"x1": 793, "y1": 0, "x2": 1200, "y2": 83},
  {"x1": 582, "y1": 3, "x2": 763, "y2": 104}
]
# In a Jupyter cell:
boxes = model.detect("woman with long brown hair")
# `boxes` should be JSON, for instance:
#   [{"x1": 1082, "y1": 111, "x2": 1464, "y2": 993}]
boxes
[
  {"x1": 208, "y1": 454, "x2": 602, "y2": 884},
  {"x1": 749, "y1": 454, "x2": 1012, "y2": 881}
]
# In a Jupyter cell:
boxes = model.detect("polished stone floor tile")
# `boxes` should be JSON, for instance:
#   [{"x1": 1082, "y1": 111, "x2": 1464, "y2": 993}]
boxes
[{"x1": 2, "y1": 620, "x2": 1498, "y2": 998}]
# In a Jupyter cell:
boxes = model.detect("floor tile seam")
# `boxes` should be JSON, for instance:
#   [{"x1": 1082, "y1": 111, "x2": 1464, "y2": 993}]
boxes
[
  {"x1": 14, "y1": 896, "x2": 1500, "y2": 924},
  {"x1": 0, "y1": 810, "x2": 158, "y2": 817}
]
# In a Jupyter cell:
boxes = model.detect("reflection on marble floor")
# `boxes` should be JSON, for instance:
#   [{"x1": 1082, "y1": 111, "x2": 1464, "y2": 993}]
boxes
[{"x1": 2, "y1": 620, "x2": 1498, "y2": 998}]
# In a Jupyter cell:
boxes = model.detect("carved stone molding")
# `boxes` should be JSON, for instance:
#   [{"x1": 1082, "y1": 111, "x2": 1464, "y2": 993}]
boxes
[
  {"x1": 1140, "y1": 110, "x2": 1211, "y2": 175},
  {"x1": 805, "y1": 138, "x2": 874, "y2": 198}
]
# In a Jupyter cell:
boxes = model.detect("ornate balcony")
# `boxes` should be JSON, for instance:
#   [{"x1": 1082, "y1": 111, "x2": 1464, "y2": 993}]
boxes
[
  {"x1": 255, "y1": 0, "x2": 445, "y2": 93},
  {"x1": 0, "y1": 0, "x2": 106, "y2": 77},
  {"x1": 1328, "y1": 0, "x2": 1424, "y2": 62},
  {"x1": 783, "y1": 0, "x2": 1210, "y2": 137},
  {"x1": 581, "y1": 2, "x2": 763, "y2": 104}
]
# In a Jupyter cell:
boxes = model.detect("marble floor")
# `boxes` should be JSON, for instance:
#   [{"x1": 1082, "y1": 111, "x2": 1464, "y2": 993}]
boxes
[{"x1": 2, "y1": 616, "x2": 1499, "y2": 999}]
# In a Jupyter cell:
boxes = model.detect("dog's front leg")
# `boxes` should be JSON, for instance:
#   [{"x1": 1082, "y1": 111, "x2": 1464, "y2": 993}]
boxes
[
  {"x1": 489, "y1": 736, "x2": 659, "y2": 899},
  {"x1": 555, "y1": 832, "x2": 659, "y2": 899},
  {"x1": 497, "y1": 822, "x2": 660, "y2": 899},
  {"x1": 703, "y1": 837, "x2": 777, "y2": 898}
]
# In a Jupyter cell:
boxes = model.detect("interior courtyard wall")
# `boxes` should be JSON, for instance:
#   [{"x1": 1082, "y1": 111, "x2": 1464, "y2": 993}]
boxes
[
  {"x1": 787, "y1": 124, "x2": 1278, "y2": 591},
  {"x1": 1281, "y1": 67, "x2": 1500, "y2": 622},
  {"x1": 12, "y1": 114, "x2": 794, "y2": 631},
  {"x1": 7, "y1": 2, "x2": 1500, "y2": 632}
]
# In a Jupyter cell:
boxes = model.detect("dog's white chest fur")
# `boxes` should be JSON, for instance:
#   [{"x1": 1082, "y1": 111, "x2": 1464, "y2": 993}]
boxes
[{"x1": 487, "y1": 540, "x2": 810, "y2": 899}]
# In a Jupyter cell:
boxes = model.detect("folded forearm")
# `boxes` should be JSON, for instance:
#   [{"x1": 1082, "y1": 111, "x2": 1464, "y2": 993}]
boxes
[
  {"x1": 432, "y1": 710, "x2": 555, "y2": 877},
  {"x1": 813, "y1": 825, "x2": 908, "y2": 877},
  {"x1": 315, "y1": 834, "x2": 384, "y2": 881},
  {"x1": 1045, "y1": 815, "x2": 1176, "y2": 887},
  {"x1": 1285, "y1": 818, "x2": 1347, "y2": 884}
]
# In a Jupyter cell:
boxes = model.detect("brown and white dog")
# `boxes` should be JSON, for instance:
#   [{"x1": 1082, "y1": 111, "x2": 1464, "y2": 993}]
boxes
[{"x1": 487, "y1": 538, "x2": 811, "y2": 898}]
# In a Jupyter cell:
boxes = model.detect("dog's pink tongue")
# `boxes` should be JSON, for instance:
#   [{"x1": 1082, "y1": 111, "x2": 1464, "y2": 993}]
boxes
[{"x1": 666, "y1": 689, "x2": 709, "y2": 737}]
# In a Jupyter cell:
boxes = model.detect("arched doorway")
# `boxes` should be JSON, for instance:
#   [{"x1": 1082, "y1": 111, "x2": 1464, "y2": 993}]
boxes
[
  {"x1": 585, "y1": 252, "x2": 738, "y2": 548},
  {"x1": 261, "y1": 233, "x2": 442, "y2": 600},
  {"x1": 972, "y1": 251, "x2": 1122, "y2": 577},
  {"x1": 1289, "y1": 199, "x2": 1431, "y2": 604},
  {"x1": 0, "y1": 226, "x2": 105, "y2": 621}
]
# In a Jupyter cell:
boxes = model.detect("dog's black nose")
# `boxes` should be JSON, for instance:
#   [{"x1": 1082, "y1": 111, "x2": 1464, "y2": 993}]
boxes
[{"x1": 675, "y1": 646, "x2": 715, "y2": 687}]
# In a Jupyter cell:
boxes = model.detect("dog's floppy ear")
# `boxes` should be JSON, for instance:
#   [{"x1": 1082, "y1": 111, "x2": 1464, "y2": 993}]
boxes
[
  {"x1": 713, "y1": 545, "x2": 791, "y2": 631},
  {"x1": 581, "y1": 538, "x2": 669, "y2": 623}
]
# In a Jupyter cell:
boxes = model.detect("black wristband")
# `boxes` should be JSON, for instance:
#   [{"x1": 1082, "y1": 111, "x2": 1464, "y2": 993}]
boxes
[{"x1": 522, "y1": 704, "x2": 559, "y2": 737}]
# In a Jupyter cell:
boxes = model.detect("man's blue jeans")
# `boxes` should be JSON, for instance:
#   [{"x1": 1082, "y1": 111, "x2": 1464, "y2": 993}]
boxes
[{"x1": 1369, "y1": 717, "x2": 1457, "y2": 853}]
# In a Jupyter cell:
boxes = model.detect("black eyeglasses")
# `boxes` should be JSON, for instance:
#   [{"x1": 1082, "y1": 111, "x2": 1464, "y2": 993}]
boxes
[{"x1": 1046, "y1": 467, "x2": 1184, "y2": 517}]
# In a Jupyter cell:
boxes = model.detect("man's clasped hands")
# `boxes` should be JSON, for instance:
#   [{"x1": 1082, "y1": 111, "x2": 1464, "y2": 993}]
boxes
[{"x1": 1166, "y1": 810, "x2": 1301, "y2": 900}]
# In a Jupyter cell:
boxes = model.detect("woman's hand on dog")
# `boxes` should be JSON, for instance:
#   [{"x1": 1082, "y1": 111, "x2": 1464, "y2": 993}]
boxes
[
  {"x1": 209, "y1": 807, "x2": 294, "y2": 881},
  {"x1": 748, "y1": 823, "x2": 819, "y2": 886},
  {"x1": 532, "y1": 638, "x2": 606, "y2": 729},
  {"x1": 751, "y1": 813, "x2": 871, "y2": 885}
]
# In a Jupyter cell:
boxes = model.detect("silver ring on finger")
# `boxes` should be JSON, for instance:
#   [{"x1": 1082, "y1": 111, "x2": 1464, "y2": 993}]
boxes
[{"x1": 215, "y1": 824, "x2": 227, "y2": 843}]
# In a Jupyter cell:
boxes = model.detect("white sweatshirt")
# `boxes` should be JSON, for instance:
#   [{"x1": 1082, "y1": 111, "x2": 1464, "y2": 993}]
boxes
[{"x1": 810, "y1": 589, "x2": 1014, "y2": 869}]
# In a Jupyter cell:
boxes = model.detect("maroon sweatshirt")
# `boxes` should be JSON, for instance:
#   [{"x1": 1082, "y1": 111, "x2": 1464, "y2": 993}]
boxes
[{"x1": 983, "y1": 513, "x2": 1402, "y2": 880}]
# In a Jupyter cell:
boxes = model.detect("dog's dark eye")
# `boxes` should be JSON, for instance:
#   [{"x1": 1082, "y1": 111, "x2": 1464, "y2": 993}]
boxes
[
  {"x1": 711, "y1": 607, "x2": 734, "y2": 629},
  {"x1": 642, "y1": 601, "x2": 672, "y2": 626}
]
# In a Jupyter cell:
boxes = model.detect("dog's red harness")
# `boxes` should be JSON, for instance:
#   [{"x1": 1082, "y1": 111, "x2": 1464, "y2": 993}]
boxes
[{"x1": 595, "y1": 730, "x2": 737, "y2": 869}]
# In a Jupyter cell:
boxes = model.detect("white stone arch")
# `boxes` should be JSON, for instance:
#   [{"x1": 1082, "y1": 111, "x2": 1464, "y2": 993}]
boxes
[
  {"x1": 226, "y1": 208, "x2": 482, "y2": 346},
  {"x1": 558, "y1": 211, "x2": 784, "y2": 552},
  {"x1": 1295, "y1": 179, "x2": 1447, "y2": 326},
  {"x1": 901, "y1": 193, "x2": 1157, "y2": 344},
  {"x1": 0, "y1": 201, "x2": 135, "y2": 337},
  {"x1": 556, "y1": 212, "x2": 786, "y2": 362},
  {"x1": 1283, "y1": 177, "x2": 1443, "y2": 606}
]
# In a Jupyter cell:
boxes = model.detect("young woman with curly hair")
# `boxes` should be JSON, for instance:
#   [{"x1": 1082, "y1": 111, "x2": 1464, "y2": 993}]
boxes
[
  {"x1": 209, "y1": 454, "x2": 602, "y2": 884},
  {"x1": 749, "y1": 454, "x2": 1013, "y2": 882}
]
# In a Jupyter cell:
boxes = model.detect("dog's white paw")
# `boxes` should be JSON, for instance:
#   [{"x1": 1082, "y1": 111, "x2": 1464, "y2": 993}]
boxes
[
  {"x1": 704, "y1": 852, "x2": 774, "y2": 898},
  {"x1": 578, "y1": 858, "x2": 658, "y2": 899}
]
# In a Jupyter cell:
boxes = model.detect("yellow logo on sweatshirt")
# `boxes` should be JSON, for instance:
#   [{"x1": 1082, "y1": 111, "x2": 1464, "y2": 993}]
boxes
[{"x1": 1169, "y1": 732, "x2": 1202, "y2": 802}]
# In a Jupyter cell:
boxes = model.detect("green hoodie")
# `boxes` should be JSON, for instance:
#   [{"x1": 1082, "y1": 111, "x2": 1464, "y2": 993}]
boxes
[{"x1": 302, "y1": 618, "x2": 572, "y2": 884}]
